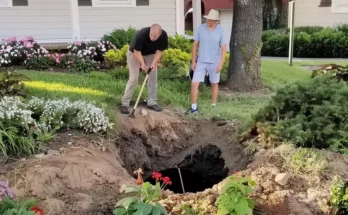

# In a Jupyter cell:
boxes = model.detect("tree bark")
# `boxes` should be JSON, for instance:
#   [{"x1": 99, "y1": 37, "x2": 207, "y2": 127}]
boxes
[{"x1": 227, "y1": 0, "x2": 264, "y2": 92}]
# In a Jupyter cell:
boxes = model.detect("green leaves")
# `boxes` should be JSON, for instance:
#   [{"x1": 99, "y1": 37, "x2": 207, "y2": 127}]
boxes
[
  {"x1": 120, "y1": 185, "x2": 142, "y2": 194},
  {"x1": 0, "y1": 197, "x2": 39, "y2": 215},
  {"x1": 330, "y1": 176, "x2": 348, "y2": 214},
  {"x1": 133, "y1": 202, "x2": 152, "y2": 215},
  {"x1": 215, "y1": 176, "x2": 256, "y2": 215},
  {"x1": 115, "y1": 181, "x2": 168, "y2": 215},
  {"x1": 113, "y1": 200, "x2": 168, "y2": 215},
  {"x1": 115, "y1": 197, "x2": 138, "y2": 210},
  {"x1": 0, "y1": 71, "x2": 28, "y2": 98}
]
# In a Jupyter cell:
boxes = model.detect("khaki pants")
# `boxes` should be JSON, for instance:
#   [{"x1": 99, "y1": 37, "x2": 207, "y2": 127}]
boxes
[{"x1": 121, "y1": 51, "x2": 158, "y2": 107}]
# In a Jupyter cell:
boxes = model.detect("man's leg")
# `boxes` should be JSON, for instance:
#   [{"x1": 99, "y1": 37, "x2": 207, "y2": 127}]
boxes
[
  {"x1": 190, "y1": 62, "x2": 207, "y2": 113},
  {"x1": 143, "y1": 54, "x2": 162, "y2": 111},
  {"x1": 120, "y1": 51, "x2": 140, "y2": 114},
  {"x1": 207, "y1": 63, "x2": 221, "y2": 107}
]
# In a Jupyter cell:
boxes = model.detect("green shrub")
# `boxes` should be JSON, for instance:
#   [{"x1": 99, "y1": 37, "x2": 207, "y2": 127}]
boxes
[
  {"x1": 185, "y1": 30, "x2": 193, "y2": 36},
  {"x1": 330, "y1": 175, "x2": 348, "y2": 214},
  {"x1": 26, "y1": 56, "x2": 55, "y2": 70},
  {"x1": 0, "y1": 71, "x2": 29, "y2": 97},
  {"x1": 109, "y1": 66, "x2": 129, "y2": 80},
  {"x1": 69, "y1": 57, "x2": 96, "y2": 73},
  {"x1": 160, "y1": 48, "x2": 191, "y2": 79},
  {"x1": 168, "y1": 35, "x2": 192, "y2": 53},
  {"x1": 294, "y1": 26, "x2": 325, "y2": 34},
  {"x1": 104, "y1": 44, "x2": 129, "y2": 68},
  {"x1": 102, "y1": 27, "x2": 137, "y2": 48},
  {"x1": 261, "y1": 25, "x2": 348, "y2": 58},
  {"x1": 334, "y1": 24, "x2": 348, "y2": 35},
  {"x1": 254, "y1": 75, "x2": 348, "y2": 154}
]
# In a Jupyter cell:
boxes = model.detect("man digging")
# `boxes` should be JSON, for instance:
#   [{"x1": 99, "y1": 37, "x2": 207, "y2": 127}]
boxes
[{"x1": 120, "y1": 24, "x2": 169, "y2": 114}]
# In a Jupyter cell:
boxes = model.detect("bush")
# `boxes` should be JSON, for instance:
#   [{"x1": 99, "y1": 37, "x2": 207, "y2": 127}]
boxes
[
  {"x1": 330, "y1": 175, "x2": 348, "y2": 215},
  {"x1": 254, "y1": 75, "x2": 348, "y2": 154},
  {"x1": 0, "y1": 96, "x2": 110, "y2": 156},
  {"x1": 104, "y1": 44, "x2": 129, "y2": 68},
  {"x1": 102, "y1": 27, "x2": 137, "y2": 48},
  {"x1": 168, "y1": 35, "x2": 192, "y2": 53},
  {"x1": 0, "y1": 71, "x2": 29, "y2": 97},
  {"x1": 67, "y1": 40, "x2": 116, "y2": 62},
  {"x1": 261, "y1": 25, "x2": 348, "y2": 58},
  {"x1": 160, "y1": 48, "x2": 191, "y2": 79},
  {"x1": 26, "y1": 56, "x2": 55, "y2": 70},
  {"x1": 69, "y1": 57, "x2": 97, "y2": 73},
  {"x1": 0, "y1": 36, "x2": 49, "y2": 67}
]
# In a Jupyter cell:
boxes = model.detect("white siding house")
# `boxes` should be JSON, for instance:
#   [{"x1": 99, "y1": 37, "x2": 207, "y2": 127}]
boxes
[
  {"x1": 294, "y1": 0, "x2": 348, "y2": 27},
  {"x1": 0, "y1": 0, "x2": 185, "y2": 45}
]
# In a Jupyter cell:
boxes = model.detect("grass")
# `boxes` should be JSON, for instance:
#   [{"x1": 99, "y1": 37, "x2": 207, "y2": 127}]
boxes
[
  {"x1": 269, "y1": 144, "x2": 329, "y2": 185},
  {"x1": 17, "y1": 59, "x2": 332, "y2": 123}
]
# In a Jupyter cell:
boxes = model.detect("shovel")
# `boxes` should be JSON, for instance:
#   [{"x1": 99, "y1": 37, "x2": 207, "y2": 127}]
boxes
[{"x1": 129, "y1": 67, "x2": 152, "y2": 118}]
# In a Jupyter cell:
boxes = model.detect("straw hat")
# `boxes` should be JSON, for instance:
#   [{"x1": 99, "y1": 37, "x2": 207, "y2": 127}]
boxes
[{"x1": 203, "y1": 9, "x2": 220, "y2": 21}]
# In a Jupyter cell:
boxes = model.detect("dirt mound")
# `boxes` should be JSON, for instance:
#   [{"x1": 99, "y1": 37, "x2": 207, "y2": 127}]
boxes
[
  {"x1": 1, "y1": 131, "x2": 134, "y2": 215},
  {"x1": 0, "y1": 108, "x2": 251, "y2": 214}
]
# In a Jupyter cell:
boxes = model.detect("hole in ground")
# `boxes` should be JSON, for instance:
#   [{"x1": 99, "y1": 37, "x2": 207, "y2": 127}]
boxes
[{"x1": 145, "y1": 144, "x2": 229, "y2": 193}]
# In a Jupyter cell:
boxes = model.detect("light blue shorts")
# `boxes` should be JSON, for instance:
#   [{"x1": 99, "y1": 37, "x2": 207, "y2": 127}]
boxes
[{"x1": 192, "y1": 62, "x2": 220, "y2": 84}]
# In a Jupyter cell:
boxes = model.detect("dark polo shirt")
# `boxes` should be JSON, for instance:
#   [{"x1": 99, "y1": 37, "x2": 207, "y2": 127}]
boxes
[{"x1": 129, "y1": 27, "x2": 168, "y2": 56}]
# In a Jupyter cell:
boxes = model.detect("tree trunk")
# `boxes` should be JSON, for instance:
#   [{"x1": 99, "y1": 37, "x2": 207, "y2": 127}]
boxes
[{"x1": 227, "y1": 0, "x2": 264, "y2": 92}]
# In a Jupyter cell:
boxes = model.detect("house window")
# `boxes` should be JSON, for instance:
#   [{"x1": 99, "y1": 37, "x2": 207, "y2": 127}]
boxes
[
  {"x1": 0, "y1": 0, "x2": 28, "y2": 7},
  {"x1": 78, "y1": 0, "x2": 148, "y2": 6},
  {"x1": 319, "y1": 0, "x2": 332, "y2": 7}
]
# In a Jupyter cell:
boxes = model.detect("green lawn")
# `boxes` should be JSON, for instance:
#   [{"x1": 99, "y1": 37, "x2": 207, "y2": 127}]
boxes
[{"x1": 18, "y1": 59, "x2": 335, "y2": 123}]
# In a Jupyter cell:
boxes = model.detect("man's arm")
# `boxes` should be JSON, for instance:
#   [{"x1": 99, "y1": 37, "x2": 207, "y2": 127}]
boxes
[
  {"x1": 150, "y1": 32, "x2": 168, "y2": 71},
  {"x1": 134, "y1": 50, "x2": 146, "y2": 66},
  {"x1": 151, "y1": 50, "x2": 163, "y2": 68},
  {"x1": 219, "y1": 44, "x2": 227, "y2": 67},
  {"x1": 217, "y1": 30, "x2": 227, "y2": 72},
  {"x1": 191, "y1": 40, "x2": 199, "y2": 64},
  {"x1": 191, "y1": 26, "x2": 200, "y2": 70}
]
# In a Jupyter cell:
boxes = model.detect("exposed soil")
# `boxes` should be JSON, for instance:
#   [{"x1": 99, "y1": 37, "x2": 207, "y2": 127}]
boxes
[
  {"x1": 2, "y1": 107, "x2": 347, "y2": 215},
  {"x1": 0, "y1": 108, "x2": 251, "y2": 215}
]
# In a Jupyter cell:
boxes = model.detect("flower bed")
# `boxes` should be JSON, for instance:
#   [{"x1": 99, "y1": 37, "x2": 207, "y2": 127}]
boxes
[
  {"x1": 0, "y1": 36, "x2": 116, "y2": 73},
  {"x1": 0, "y1": 96, "x2": 110, "y2": 156}
]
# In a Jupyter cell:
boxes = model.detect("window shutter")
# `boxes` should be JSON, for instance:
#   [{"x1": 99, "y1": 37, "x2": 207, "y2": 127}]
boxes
[
  {"x1": 136, "y1": 0, "x2": 149, "y2": 6},
  {"x1": 319, "y1": 0, "x2": 332, "y2": 7},
  {"x1": 0, "y1": 0, "x2": 12, "y2": 7},
  {"x1": 78, "y1": 0, "x2": 92, "y2": 6},
  {"x1": 12, "y1": 0, "x2": 28, "y2": 6}
]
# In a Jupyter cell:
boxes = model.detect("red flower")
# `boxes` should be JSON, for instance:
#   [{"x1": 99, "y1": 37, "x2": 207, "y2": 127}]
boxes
[
  {"x1": 31, "y1": 206, "x2": 44, "y2": 215},
  {"x1": 233, "y1": 171, "x2": 238, "y2": 175},
  {"x1": 152, "y1": 172, "x2": 162, "y2": 181},
  {"x1": 162, "y1": 176, "x2": 172, "y2": 185}
]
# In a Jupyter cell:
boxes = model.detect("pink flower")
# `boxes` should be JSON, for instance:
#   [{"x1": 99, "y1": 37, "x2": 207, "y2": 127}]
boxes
[
  {"x1": 4, "y1": 37, "x2": 16, "y2": 44},
  {"x1": 25, "y1": 42, "x2": 33, "y2": 48}
]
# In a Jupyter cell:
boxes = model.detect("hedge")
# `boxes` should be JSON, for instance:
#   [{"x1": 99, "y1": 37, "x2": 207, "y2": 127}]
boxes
[{"x1": 262, "y1": 25, "x2": 348, "y2": 58}]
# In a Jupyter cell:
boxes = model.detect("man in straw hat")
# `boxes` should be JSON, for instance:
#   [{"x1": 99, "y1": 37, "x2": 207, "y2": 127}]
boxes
[{"x1": 189, "y1": 9, "x2": 227, "y2": 114}]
